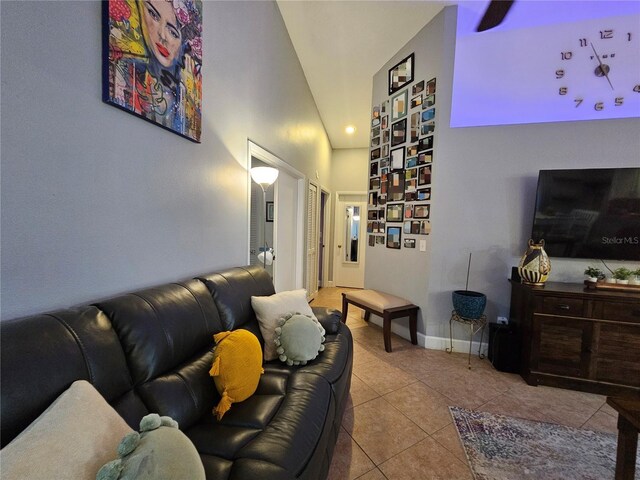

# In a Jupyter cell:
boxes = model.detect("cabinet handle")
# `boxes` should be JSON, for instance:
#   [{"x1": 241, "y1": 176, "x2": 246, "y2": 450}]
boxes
[{"x1": 557, "y1": 304, "x2": 571, "y2": 310}]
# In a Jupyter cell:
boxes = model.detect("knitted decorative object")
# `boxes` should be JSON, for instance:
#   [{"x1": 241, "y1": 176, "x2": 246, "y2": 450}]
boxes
[
  {"x1": 274, "y1": 313, "x2": 325, "y2": 366},
  {"x1": 208, "y1": 330, "x2": 264, "y2": 420},
  {"x1": 95, "y1": 413, "x2": 204, "y2": 480}
]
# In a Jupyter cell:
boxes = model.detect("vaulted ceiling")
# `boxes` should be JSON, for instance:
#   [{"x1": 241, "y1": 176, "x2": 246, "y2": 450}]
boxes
[{"x1": 277, "y1": 1, "x2": 458, "y2": 149}]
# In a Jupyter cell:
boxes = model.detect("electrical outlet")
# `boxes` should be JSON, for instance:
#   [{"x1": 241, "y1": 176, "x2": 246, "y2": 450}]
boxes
[
  {"x1": 419, "y1": 240, "x2": 427, "y2": 251},
  {"x1": 497, "y1": 316, "x2": 508, "y2": 325}
]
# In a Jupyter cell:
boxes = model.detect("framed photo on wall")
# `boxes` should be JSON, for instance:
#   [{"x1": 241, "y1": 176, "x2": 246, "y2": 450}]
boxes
[
  {"x1": 388, "y1": 171, "x2": 405, "y2": 201},
  {"x1": 390, "y1": 147, "x2": 405, "y2": 171},
  {"x1": 386, "y1": 203, "x2": 404, "y2": 222},
  {"x1": 413, "y1": 204, "x2": 430, "y2": 219},
  {"x1": 391, "y1": 90, "x2": 408, "y2": 121},
  {"x1": 388, "y1": 53, "x2": 414, "y2": 95},
  {"x1": 391, "y1": 119, "x2": 407, "y2": 147},
  {"x1": 386, "y1": 226, "x2": 402, "y2": 249},
  {"x1": 412, "y1": 80, "x2": 425, "y2": 95},
  {"x1": 410, "y1": 112, "x2": 420, "y2": 143},
  {"x1": 418, "y1": 136, "x2": 433, "y2": 152},
  {"x1": 102, "y1": 0, "x2": 203, "y2": 142},
  {"x1": 418, "y1": 165, "x2": 432, "y2": 186},
  {"x1": 266, "y1": 201, "x2": 274, "y2": 222}
]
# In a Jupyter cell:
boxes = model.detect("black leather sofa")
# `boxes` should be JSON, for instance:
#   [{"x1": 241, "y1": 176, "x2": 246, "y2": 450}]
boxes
[{"x1": 1, "y1": 265, "x2": 353, "y2": 480}]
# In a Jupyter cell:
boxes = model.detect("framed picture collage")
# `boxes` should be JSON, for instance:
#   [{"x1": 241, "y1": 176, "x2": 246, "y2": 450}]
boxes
[{"x1": 368, "y1": 52, "x2": 436, "y2": 250}]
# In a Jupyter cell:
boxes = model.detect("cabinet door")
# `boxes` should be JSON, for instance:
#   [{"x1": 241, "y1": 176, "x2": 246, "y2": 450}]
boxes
[
  {"x1": 592, "y1": 322, "x2": 640, "y2": 387},
  {"x1": 530, "y1": 315, "x2": 592, "y2": 378}
]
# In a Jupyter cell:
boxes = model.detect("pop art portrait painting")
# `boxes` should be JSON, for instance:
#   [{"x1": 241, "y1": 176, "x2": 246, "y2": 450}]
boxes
[{"x1": 103, "y1": 0, "x2": 202, "y2": 142}]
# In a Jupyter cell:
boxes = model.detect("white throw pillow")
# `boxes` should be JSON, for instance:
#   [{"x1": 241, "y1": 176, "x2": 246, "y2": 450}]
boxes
[
  {"x1": 251, "y1": 289, "x2": 317, "y2": 361},
  {"x1": 0, "y1": 380, "x2": 133, "y2": 480}
]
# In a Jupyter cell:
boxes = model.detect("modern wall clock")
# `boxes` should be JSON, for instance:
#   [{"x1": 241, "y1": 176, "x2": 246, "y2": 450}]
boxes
[{"x1": 451, "y1": 2, "x2": 640, "y2": 127}]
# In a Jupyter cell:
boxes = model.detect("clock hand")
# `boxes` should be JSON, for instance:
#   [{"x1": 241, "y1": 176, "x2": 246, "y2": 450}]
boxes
[{"x1": 590, "y1": 42, "x2": 614, "y2": 90}]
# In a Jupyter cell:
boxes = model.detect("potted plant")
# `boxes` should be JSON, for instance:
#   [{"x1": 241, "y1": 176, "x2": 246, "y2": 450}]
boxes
[
  {"x1": 583, "y1": 266, "x2": 604, "y2": 283},
  {"x1": 630, "y1": 268, "x2": 640, "y2": 285},
  {"x1": 612, "y1": 267, "x2": 632, "y2": 284}
]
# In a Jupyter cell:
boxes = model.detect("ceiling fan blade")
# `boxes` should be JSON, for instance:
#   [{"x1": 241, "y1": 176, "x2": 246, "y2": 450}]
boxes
[{"x1": 476, "y1": 0, "x2": 515, "y2": 32}]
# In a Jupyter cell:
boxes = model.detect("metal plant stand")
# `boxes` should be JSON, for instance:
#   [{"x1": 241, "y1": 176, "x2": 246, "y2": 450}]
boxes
[{"x1": 446, "y1": 310, "x2": 487, "y2": 369}]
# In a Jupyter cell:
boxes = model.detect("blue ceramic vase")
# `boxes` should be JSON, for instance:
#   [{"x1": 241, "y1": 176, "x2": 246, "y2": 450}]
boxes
[{"x1": 452, "y1": 290, "x2": 487, "y2": 319}]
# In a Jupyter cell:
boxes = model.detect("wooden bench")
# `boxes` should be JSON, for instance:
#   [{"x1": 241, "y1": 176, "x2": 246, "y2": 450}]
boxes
[{"x1": 341, "y1": 290, "x2": 419, "y2": 352}]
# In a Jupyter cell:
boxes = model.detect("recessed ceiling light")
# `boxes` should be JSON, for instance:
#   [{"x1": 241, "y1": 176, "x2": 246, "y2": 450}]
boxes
[{"x1": 345, "y1": 125, "x2": 356, "y2": 135}]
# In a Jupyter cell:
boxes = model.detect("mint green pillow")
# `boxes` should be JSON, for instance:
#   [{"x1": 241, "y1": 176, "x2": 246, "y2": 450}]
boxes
[
  {"x1": 96, "y1": 414, "x2": 205, "y2": 480},
  {"x1": 274, "y1": 313, "x2": 325, "y2": 366}
]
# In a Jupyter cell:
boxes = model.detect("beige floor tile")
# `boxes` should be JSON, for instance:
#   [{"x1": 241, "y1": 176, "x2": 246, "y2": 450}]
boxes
[
  {"x1": 581, "y1": 410, "x2": 618, "y2": 434},
  {"x1": 418, "y1": 364, "x2": 510, "y2": 409},
  {"x1": 353, "y1": 342, "x2": 383, "y2": 368},
  {"x1": 505, "y1": 382, "x2": 605, "y2": 428},
  {"x1": 383, "y1": 381, "x2": 453, "y2": 434},
  {"x1": 327, "y1": 427, "x2": 376, "y2": 480},
  {"x1": 431, "y1": 423, "x2": 468, "y2": 464},
  {"x1": 355, "y1": 468, "x2": 386, "y2": 480},
  {"x1": 342, "y1": 397, "x2": 427, "y2": 465},
  {"x1": 379, "y1": 436, "x2": 473, "y2": 480},
  {"x1": 349, "y1": 374, "x2": 380, "y2": 408},
  {"x1": 353, "y1": 358, "x2": 418, "y2": 396},
  {"x1": 350, "y1": 324, "x2": 415, "y2": 354},
  {"x1": 476, "y1": 391, "x2": 558, "y2": 424}
]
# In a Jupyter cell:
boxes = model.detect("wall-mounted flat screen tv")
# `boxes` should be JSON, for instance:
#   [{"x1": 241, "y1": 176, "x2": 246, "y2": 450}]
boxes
[{"x1": 531, "y1": 168, "x2": 640, "y2": 261}]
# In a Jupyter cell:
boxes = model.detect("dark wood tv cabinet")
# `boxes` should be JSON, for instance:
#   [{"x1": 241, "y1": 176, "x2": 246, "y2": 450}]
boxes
[{"x1": 509, "y1": 280, "x2": 640, "y2": 398}]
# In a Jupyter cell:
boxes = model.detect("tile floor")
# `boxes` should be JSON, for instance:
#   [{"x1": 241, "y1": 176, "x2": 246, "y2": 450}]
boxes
[{"x1": 310, "y1": 287, "x2": 619, "y2": 480}]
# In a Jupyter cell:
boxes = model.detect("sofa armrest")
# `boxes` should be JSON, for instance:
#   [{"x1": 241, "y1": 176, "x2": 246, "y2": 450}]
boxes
[{"x1": 311, "y1": 307, "x2": 342, "y2": 334}]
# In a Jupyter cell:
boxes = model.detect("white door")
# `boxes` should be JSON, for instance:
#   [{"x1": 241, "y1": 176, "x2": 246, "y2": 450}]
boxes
[
  {"x1": 273, "y1": 170, "x2": 299, "y2": 292},
  {"x1": 306, "y1": 182, "x2": 319, "y2": 299},
  {"x1": 334, "y1": 193, "x2": 367, "y2": 288}
]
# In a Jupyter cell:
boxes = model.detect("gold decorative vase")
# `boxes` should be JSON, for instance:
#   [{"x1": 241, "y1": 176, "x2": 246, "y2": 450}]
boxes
[{"x1": 518, "y1": 239, "x2": 551, "y2": 286}]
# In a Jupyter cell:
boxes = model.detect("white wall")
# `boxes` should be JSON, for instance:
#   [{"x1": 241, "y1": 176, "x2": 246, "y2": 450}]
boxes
[
  {"x1": 0, "y1": 1, "x2": 331, "y2": 320},
  {"x1": 367, "y1": 7, "x2": 640, "y2": 343}
]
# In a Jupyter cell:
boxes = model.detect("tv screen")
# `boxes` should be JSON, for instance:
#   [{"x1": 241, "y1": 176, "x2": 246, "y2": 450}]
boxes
[{"x1": 531, "y1": 168, "x2": 640, "y2": 261}]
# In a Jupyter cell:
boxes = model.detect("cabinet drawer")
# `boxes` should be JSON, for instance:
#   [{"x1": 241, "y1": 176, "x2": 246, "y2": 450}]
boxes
[
  {"x1": 539, "y1": 297, "x2": 584, "y2": 316},
  {"x1": 601, "y1": 301, "x2": 640, "y2": 324}
]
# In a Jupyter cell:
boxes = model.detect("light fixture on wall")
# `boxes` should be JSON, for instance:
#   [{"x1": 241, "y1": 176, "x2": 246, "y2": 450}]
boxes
[{"x1": 250, "y1": 166, "x2": 279, "y2": 269}]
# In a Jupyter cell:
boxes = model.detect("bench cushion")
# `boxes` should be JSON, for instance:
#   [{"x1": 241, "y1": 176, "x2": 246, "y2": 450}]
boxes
[{"x1": 344, "y1": 290, "x2": 413, "y2": 312}]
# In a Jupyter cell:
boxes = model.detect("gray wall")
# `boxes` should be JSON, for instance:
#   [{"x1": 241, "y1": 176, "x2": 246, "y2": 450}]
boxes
[
  {"x1": 367, "y1": 7, "x2": 640, "y2": 343},
  {"x1": 0, "y1": 1, "x2": 331, "y2": 320}
]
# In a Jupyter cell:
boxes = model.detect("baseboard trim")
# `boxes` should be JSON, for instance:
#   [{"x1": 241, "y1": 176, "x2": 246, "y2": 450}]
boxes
[{"x1": 365, "y1": 317, "x2": 488, "y2": 356}]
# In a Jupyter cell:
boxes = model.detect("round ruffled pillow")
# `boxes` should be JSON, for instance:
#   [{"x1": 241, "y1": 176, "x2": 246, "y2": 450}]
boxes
[
  {"x1": 274, "y1": 313, "x2": 325, "y2": 366},
  {"x1": 95, "y1": 413, "x2": 205, "y2": 480}
]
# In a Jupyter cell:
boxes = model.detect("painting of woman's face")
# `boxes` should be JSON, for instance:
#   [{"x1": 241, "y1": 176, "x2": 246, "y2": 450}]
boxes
[{"x1": 140, "y1": 0, "x2": 182, "y2": 68}]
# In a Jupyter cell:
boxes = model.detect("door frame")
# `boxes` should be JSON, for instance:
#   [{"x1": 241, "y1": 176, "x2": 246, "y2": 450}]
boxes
[
  {"x1": 333, "y1": 191, "x2": 367, "y2": 288},
  {"x1": 319, "y1": 187, "x2": 331, "y2": 288},
  {"x1": 247, "y1": 140, "x2": 306, "y2": 289}
]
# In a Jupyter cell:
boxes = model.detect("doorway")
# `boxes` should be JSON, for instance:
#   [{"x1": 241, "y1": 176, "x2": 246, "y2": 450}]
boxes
[
  {"x1": 318, "y1": 190, "x2": 330, "y2": 288},
  {"x1": 333, "y1": 192, "x2": 367, "y2": 288},
  {"x1": 248, "y1": 141, "x2": 305, "y2": 292}
]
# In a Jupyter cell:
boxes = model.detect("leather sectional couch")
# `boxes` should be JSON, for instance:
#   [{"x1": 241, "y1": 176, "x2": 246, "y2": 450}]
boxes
[{"x1": 1, "y1": 265, "x2": 353, "y2": 479}]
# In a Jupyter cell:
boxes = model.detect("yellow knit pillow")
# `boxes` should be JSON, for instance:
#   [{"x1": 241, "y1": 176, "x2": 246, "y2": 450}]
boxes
[{"x1": 209, "y1": 330, "x2": 263, "y2": 420}]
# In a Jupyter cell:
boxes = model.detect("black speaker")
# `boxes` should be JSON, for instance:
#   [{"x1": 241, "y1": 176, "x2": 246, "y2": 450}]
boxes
[
  {"x1": 488, "y1": 323, "x2": 521, "y2": 373},
  {"x1": 511, "y1": 266, "x2": 521, "y2": 283}
]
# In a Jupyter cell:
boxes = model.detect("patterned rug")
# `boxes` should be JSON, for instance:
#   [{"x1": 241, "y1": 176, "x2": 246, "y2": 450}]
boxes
[{"x1": 450, "y1": 406, "x2": 640, "y2": 480}]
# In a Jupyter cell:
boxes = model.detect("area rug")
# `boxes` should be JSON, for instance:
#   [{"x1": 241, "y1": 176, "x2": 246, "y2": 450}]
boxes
[{"x1": 450, "y1": 406, "x2": 639, "y2": 480}]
